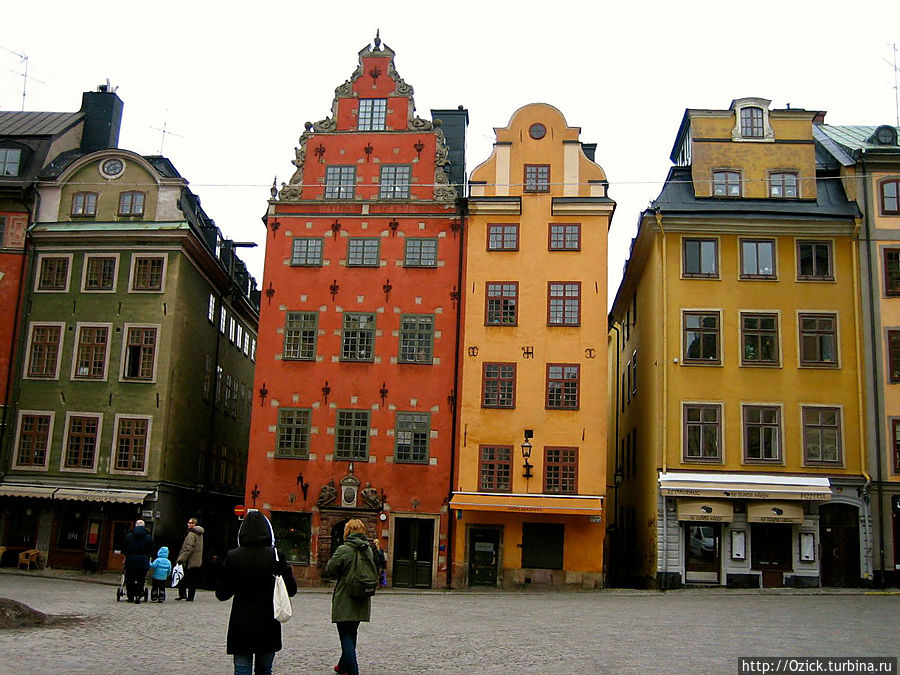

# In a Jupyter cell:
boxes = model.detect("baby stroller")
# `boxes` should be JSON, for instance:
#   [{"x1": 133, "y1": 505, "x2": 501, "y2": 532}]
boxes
[{"x1": 115, "y1": 572, "x2": 149, "y2": 602}]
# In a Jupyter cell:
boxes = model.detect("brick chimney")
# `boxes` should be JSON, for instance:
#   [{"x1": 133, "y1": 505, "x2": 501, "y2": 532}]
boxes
[{"x1": 80, "y1": 82, "x2": 124, "y2": 152}]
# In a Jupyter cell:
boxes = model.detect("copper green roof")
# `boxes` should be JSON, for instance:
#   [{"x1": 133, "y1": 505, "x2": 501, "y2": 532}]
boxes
[{"x1": 31, "y1": 221, "x2": 191, "y2": 233}]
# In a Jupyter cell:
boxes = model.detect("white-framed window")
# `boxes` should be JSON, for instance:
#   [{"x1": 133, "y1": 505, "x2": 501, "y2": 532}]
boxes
[
  {"x1": 81, "y1": 254, "x2": 119, "y2": 293},
  {"x1": 220, "y1": 308, "x2": 228, "y2": 334},
  {"x1": 731, "y1": 98, "x2": 774, "y2": 142},
  {"x1": 60, "y1": 412, "x2": 103, "y2": 473},
  {"x1": 121, "y1": 324, "x2": 160, "y2": 382},
  {"x1": 229, "y1": 317, "x2": 236, "y2": 343},
  {"x1": 35, "y1": 253, "x2": 73, "y2": 292},
  {"x1": 24, "y1": 322, "x2": 65, "y2": 380},
  {"x1": 71, "y1": 322, "x2": 112, "y2": 380},
  {"x1": 379, "y1": 165, "x2": 411, "y2": 199},
  {"x1": 129, "y1": 253, "x2": 167, "y2": 292},
  {"x1": 11, "y1": 410, "x2": 54, "y2": 470},
  {"x1": 243, "y1": 332, "x2": 250, "y2": 356},
  {"x1": 0, "y1": 148, "x2": 22, "y2": 176},
  {"x1": 208, "y1": 294, "x2": 216, "y2": 323},
  {"x1": 110, "y1": 414, "x2": 152, "y2": 474}
]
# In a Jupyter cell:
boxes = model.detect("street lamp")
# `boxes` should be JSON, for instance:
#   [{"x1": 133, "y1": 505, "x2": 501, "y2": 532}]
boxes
[{"x1": 521, "y1": 436, "x2": 533, "y2": 480}]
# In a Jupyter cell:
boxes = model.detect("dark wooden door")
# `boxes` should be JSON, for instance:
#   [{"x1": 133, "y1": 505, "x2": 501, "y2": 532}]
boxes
[
  {"x1": 521, "y1": 523, "x2": 564, "y2": 569},
  {"x1": 820, "y1": 503, "x2": 860, "y2": 587},
  {"x1": 751, "y1": 523, "x2": 792, "y2": 588},
  {"x1": 469, "y1": 528, "x2": 500, "y2": 586},
  {"x1": 392, "y1": 518, "x2": 433, "y2": 588}
]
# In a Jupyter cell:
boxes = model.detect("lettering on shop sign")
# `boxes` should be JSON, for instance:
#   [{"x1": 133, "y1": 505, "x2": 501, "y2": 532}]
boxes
[
  {"x1": 800, "y1": 492, "x2": 830, "y2": 501},
  {"x1": 507, "y1": 506, "x2": 543, "y2": 512},
  {"x1": 690, "y1": 515, "x2": 726, "y2": 522}
]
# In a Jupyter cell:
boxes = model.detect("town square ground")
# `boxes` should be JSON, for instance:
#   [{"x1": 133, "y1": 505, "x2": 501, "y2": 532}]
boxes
[{"x1": 0, "y1": 571, "x2": 896, "y2": 674}]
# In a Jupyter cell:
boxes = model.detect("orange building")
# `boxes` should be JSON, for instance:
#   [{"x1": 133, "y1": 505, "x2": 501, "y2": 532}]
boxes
[{"x1": 246, "y1": 35, "x2": 467, "y2": 587}]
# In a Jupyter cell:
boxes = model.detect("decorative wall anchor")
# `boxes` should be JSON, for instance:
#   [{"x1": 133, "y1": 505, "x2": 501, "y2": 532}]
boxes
[
  {"x1": 296, "y1": 473, "x2": 309, "y2": 501},
  {"x1": 382, "y1": 278, "x2": 392, "y2": 301},
  {"x1": 258, "y1": 383, "x2": 268, "y2": 406},
  {"x1": 265, "y1": 281, "x2": 275, "y2": 305},
  {"x1": 414, "y1": 139, "x2": 424, "y2": 160},
  {"x1": 449, "y1": 219, "x2": 460, "y2": 236},
  {"x1": 447, "y1": 390, "x2": 456, "y2": 410},
  {"x1": 467, "y1": 346, "x2": 479, "y2": 357},
  {"x1": 450, "y1": 285, "x2": 460, "y2": 308},
  {"x1": 369, "y1": 66, "x2": 382, "y2": 84},
  {"x1": 585, "y1": 348, "x2": 597, "y2": 359},
  {"x1": 331, "y1": 220, "x2": 342, "y2": 235},
  {"x1": 329, "y1": 280, "x2": 340, "y2": 301},
  {"x1": 364, "y1": 143, "x2": 374, "y2": 161},
  {"x1": 269, "y1": 219, "x2": 280, "y2": 236},
  {"x1": 314, "y1": 144, "x2": 326, "y2": 162},
  {"x1": 388, "y1": 219, "x2": 399, "y2": 236},
  {"x1": 379, "y1": 382, "x2": 389, "y2": 406},
  {"x1": 522, "y1": 346, "x2": 534, "y2": 359},
  {"x1": 322, "y1": 380, "x2": 331, "y2": 404},
  {"x1": 250, "y1": 484, "x2": 261, "y2": 508}
]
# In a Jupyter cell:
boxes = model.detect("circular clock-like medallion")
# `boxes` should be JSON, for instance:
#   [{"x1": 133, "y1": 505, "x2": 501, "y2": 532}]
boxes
[
  {"x1": 875, "y1": 125, "x2": 896, "y2": 146},
  {"x1": 343, "y1": 487, "x2": 355, "y2": 503},
  {"x1": 529, "y1": 123, "x2": 547, "y2": 140},
  {"x1": 100, "y1": 158, "x2": 124, "y2": 178}
]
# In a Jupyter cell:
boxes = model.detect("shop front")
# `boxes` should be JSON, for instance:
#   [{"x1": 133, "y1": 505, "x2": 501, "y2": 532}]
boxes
[
  {"x1": 658, "y1": 472, "x2": 836, "y2": 588},
  {"x1": 449, "y1": 492, "x2": 605, "y2": 589}
]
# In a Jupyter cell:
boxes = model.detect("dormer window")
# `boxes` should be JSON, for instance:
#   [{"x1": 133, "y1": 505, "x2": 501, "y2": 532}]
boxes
[
  {"x1": 1, "y1": 148, "x2": 22, "y2": 176},
  {"x1": 769, "y1": 172, "x2": 799, "y2": 198},
  {"x1": 731, "y1": 98, "x2": 774, "y2": 141},
  {"x1": 740, "y1": 107, "x2": 764, "y2": 138},
  {"x1": 873, "y1": 125, "x2": 898, "y2": 146},
  {"x1": 713, "y1": 171, "x2": 741, "y2": 197},
  {"x1": 118, "y1": 191, "x2": 145, "y2": 216},
  {"x1": 72, "y1": 192, "x2": 99, "y2": 216},
  {"x1": 358, "y1": 99, "x2": 387, "y2": 131}
]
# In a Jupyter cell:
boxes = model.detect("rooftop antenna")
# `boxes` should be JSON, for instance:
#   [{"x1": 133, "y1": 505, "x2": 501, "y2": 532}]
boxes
[
  {"x1": 2, "y1": 46, "x2": 45, "y2": 110},
  {"x1": 150, "y1": 114, "x2": 184, "y2": 155},
  {"x1": 884, "y1": 42, "x2": 900, "y2": 128}
]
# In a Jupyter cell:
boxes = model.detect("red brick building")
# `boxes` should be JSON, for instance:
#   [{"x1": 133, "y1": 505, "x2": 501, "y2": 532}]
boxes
[{"x1": 247, "y1": 35, "x2": 467, "y2": 587}]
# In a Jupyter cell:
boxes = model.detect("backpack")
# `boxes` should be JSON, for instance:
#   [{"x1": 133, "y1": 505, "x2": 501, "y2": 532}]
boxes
[{"x1": 344, "y1": 545, "x2": 378, "y2": 599}]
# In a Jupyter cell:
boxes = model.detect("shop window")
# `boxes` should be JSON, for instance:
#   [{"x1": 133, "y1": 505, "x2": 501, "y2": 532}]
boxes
[
  {"x1": 269, "y1": 512, "x2": 312, "y2": 565},
  {"x1": 521, "y1": 522, "x2": 564, "y2": 569},
  {"x1": 57, "y1": 511, "x2": 85, "y2": 550}
]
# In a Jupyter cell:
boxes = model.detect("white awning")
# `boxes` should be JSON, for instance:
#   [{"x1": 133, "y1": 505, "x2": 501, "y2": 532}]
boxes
[
  {"x1": 53, "y1": 488, "x2": 152, "y2": 504},
  {"x1": 0, "y1": 484, "x2": 56, "y2": 499},
  {"x1": 659, "y1": 472, "x2": 831, "y2": 501}
]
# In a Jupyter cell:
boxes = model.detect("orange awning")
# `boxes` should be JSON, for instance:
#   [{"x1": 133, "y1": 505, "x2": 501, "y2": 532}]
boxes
[{"x1": 450, "y1": 492, "x2": 603, "y2": 516}]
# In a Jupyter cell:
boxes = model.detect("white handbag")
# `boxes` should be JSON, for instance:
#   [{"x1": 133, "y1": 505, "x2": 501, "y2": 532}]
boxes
[{"x1": 273, "y1": 549, "x2": 292, "y2": 623}]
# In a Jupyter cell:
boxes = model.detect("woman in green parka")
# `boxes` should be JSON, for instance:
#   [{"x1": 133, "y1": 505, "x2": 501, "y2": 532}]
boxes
[{"x1": 325, "y1": 519, "x2": 374, "y2": 675}]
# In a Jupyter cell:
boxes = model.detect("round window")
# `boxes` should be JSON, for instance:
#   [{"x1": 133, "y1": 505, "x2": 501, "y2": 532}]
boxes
[
  {"x1": 100, "y1": 158, "x2": 124, "y2": 178},
  {"x1": 529, "y1": 123, "x2": 547, "y2": 140}
]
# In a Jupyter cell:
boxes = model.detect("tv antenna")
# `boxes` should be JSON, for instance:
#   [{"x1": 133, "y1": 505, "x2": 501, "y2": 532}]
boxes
[
  {"x1": 884, "y1": 42, "x2": 900, "y2": 128},
  {"x1": 150, "y1": 115, "x2": 184, "y2": 155},
  {"x1": 2, "y1": 46, "x2": 44, "y2": 110}
]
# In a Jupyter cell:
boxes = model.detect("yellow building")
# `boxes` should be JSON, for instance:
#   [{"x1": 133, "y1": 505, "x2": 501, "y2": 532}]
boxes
[
  {"x1": 815, "y1": 122, "x2": 900, "y2": 586},
  {"x1": 449, "y1": 104, "x2": 613, "y2": 588},
  {"x1": 609, "y1": 98, "x2": 868, "y2": 588}
]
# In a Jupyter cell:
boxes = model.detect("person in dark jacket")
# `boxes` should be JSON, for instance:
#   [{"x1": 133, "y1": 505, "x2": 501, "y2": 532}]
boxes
[
  {"x1": 216, "y1": 510, "x2": 297, "y2": 675},
  {"x1": 325, "y1": 519, "x2": 375, "y2": 675},
  {"x1": 122, "y1": 519, "x2": 153, "y2": 604}
]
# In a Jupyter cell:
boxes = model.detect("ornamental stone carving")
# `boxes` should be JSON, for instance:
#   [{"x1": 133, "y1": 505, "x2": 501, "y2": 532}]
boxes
[
  {"x1": 361, "y1": 482, "x2": 381, "y2": 509},
  {"x1": 409, "y1": 116, "x2": 433, "y2": 131},
  {"x1": 315, "y1": 479, "x2": 338, "y2": 507},
  {"x1": 313, "y1": 117, "x2": 336, "y2": 133}
]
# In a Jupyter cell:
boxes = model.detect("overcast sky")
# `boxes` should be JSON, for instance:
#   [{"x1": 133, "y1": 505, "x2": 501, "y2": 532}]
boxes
[{"x1": 4, "y1": 1, "x2": 899, "y2": 304}]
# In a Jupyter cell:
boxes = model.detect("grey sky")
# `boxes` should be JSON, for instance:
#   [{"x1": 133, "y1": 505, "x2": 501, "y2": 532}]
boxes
[{"x1": 4, "y1": 1, "x2": 898, "y2": 303}]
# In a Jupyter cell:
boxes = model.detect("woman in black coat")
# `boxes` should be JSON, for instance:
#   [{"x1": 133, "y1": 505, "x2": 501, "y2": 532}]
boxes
[
  {"x1": 216, "y1": 510, "x2": 297, "y2": 675},
  {"x1": 122, "y1": 519, "x2": 153, "y2": 603}
]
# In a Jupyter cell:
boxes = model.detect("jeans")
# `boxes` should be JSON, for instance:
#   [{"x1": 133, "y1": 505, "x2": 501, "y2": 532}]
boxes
[
  {"x1": 233, "y1": 652, "x2": 275, "y2": 675},
  {"x1": 336, "y1": 621, "x2": 360, "y2": 675}
]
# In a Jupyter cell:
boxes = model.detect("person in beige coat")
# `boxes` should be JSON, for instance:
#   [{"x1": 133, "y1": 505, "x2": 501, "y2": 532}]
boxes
[{"x1": 176, "y1": 517, "x2": 204, "y2": 601}]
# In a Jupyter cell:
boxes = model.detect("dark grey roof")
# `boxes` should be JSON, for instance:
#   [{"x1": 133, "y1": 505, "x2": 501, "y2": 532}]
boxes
[
  {"x1": 650, "y1": 166, "x2": 860, "y2": 220},
  {"x1": 144, "y1": 155, "x2": 182, "y2": 179},
  {"x1": 39, "y1": 148, "x2": 85, "y2": 179},
  {"x1": 0, "y1": 111, "x2": 82, "y2": 137}
]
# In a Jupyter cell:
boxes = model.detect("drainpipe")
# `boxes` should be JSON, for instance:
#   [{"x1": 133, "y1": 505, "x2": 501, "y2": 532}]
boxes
[
  {"x1": 851, "y1": 216, "x2": 874, "y2": 582},
  {"x1": 609, "y1": 322, "x2": 621, "y2": 584},
  {"x1": 655, "y1": 209, "x2": 671, "y2": 589},
  {"x1": 446, "y1": 197, "x2": 466, "y2": 589},
  {"x1": 860, "y1": 158, "x2": 887, "y2": 586}
]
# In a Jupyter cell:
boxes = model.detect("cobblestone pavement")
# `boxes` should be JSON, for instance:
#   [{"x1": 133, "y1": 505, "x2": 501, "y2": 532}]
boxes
[{"x1": 0, "y1": 572, "x2": 897, "y2": 674}]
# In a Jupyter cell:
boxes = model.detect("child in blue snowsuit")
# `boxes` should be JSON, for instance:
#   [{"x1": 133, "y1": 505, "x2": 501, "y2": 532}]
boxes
[{"x1": 149, "y1": 546, "x2": 172, "y2": 602}]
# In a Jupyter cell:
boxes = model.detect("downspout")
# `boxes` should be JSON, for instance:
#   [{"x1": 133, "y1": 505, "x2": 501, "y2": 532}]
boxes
[
  {"x1": 0, "y1": 188, "x2": 38, "y2": 474},
  {"x1": 609, "y1": 322, "x2": 621, "y2": 584},
  {"x1": 446, "y1": 197, "x2": 466, "y2": 589},
  {"x1": 851, "y1": 217, "x2": 874, "y2": 582},
  {"x1": 860, "y1": 157, "x2": 887, "y2": 585},
  {"x1": 655, "y1": 209, "x2": 670, "y2": 588}
]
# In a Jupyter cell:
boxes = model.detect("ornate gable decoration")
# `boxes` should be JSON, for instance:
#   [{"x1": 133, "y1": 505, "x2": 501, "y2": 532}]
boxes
[{"x1": 277, "y1": 32, "x2": 455, "y2": 204}]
